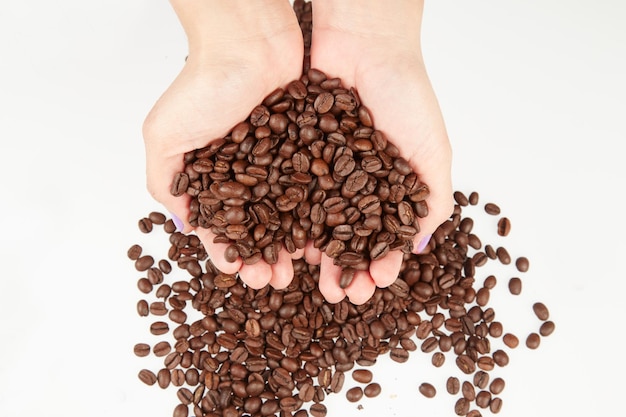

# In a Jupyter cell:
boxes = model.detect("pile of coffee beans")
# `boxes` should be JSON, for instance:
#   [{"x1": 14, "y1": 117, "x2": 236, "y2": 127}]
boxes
[
  {"x1": 131, "y1": 1, "x2": 554, "y2": 416},
  {"x1": 130, "y1": 190, "x2": 554, "y2": 417},
  {"x1": 170, "y1": 2, "x2": 427, "y2": 271}
]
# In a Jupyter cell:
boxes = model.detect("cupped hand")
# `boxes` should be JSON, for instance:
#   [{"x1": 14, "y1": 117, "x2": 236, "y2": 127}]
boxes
[
  {"x1": 143, "y1": 1, "x2": 304, "y2": 290},
  {"x1": 307, "y1": 2, "x2": 455, "y2": 304}
]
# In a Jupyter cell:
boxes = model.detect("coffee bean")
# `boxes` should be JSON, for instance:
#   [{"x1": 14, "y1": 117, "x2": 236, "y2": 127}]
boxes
[
  {"x1": 446, "y1": 377, "x2": 460, "y2": 395},
  {"x1": 532, "y1": 302, "x2": 550, "y2": 321},
  {"x1": 453, "y1": 191, "x2": 469, "y2": 206},
  {"x1": 489, "y1": 377, "x2": 505, "y2": 395},
  {"x1": 127, "y1": 244, "x2": 143, "y2": 260},
  {"x1": 173, "y1": 403, "x2": 188, "y2": 417},
  {"x1": 462, "y1": 381, "x2": 476, "y2": 401},
  {"x1": 540, "y1": 320, "x2": 556, "y2": 336},
  {"x1": 153, "y1": 341, "x2": 172, "y2": 357},
  {"x1": 476, "y1": 390, "x2": 491, "y2": 408},
  {"x1": 502, "y1": 333, "x2": 519, "y2": 349},
  {"x1": 138, "y1": 369, "x2": 157, "y2": 386},
  {"x1": 508, "y1": 277, "x2": 522, "y2": 295},
  {"x1": 426, "y1": 352, "x2": 443, "y2": 368},
  {"x1": 419, "y1": 382, "x2": 436, "y2": 398},
  {"x1": 135, "y1": 255, "x2": 155, "y2": 272},
  {"x1": 496, "y1": 217, "x2": 510, "y2": 236},
  {"x1": 359, "y1": 382, "x2": 380, "y2": 399},
  {"x1": 515, "y1": 256, "x2": 530, "y2": 272},
  {"x1": 484, "y1": 202, "x2": 501, "y2": 215},
  {"x1": 137, "y1": 299, "x2": 149, "y2": 316},
  {"x1": 346, "y1": 386, "x2": 363, "y2": 402},
  {"x1": 526, "y1": 332, "x2": 541, "y2": 349},
  {"x1": 454, "y1": 398, "x2": 470, "y2": 416},
  {"x1": 309, "y1": 403, "x2": 327, "y2": 417},
  {"x1": 495, "y1": 247, "x2": 511, "y2": 265},
  {"x1": 490, "y1": 397, "x2": 503, "y2": 414},
  {"x1": 134, "y1": 343, "x2": 150, "y2": 357},
  {"x1": 352, "y1": 369, "x2": 373, "y2": 384}
]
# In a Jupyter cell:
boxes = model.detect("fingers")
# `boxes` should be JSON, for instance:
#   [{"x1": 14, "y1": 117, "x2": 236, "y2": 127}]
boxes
[
  {"x1": 304, "y1": 241, "x2": 322, "y2": 265},
  {"x1": 269, "y1": 249, "x2": 296, "y2": 290},
  {"x1": 344, "y1": 270, "x2": 376, "y2": 305},
  {"x1": 369, "y1": 249, "x2": 403, "y2": 288},
  {"x1": 318, "y1": 254, "x2": 346, "y2": 303},
  {"x1": 239, "y1": 261, "x2": 272, "y2": 290}
]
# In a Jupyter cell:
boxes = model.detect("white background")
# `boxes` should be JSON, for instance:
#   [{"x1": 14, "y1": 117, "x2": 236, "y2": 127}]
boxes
[{"x1": 1, "y1": 1, "x2": 625, "y2": 416}]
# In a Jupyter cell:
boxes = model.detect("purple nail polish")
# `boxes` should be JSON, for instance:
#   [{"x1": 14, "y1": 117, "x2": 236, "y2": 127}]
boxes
[
  {"x1": 416, "y1": 234, "x2": 432, "y2": 253},
  {"x1": 170, "y1": 212, "x2": 184, "y2": 232}
]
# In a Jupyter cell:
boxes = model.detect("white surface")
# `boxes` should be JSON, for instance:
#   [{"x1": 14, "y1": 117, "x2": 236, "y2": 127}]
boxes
[{"x1": 0, "y1": 1, "x2": 625, "y2": 416}]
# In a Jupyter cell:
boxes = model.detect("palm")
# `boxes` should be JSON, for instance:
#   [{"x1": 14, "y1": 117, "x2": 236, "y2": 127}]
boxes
[
  {"x1": 143, "y1": 24, "x2": 304, "y2": 288},
  {"x1": 309, "y1": 28, "x2": 453, "y2": 303}
]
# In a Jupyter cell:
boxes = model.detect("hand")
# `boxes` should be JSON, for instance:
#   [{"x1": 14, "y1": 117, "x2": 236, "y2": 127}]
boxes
[
  {"x1": 143, "y1": 0, "x2": 304, "y2": 290},
  {"x1": 306, "y1": 0, "x2": 454, "y2": 304}
]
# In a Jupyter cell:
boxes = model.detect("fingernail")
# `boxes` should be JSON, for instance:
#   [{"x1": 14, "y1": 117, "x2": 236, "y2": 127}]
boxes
[
  {"x1": 415, "y1": 234, "x2": 432, "y2": 253},
  {"x1": 170, "y1": 212, "x2": 184, "y2": 232}
]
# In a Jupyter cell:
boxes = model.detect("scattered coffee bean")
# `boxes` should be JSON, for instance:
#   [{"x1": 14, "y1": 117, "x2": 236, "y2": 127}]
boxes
[
  {"x1": 540, "y1": 320, "x2": 556, "y2": 336},
  {"x1": 532, "y1": 302, "x2": 550, "y2": 321},
  {"x1": 419, "y1": 382, "x2": 437, "y2": 398},
  {"x1": 497, "y1": 217, "x2": 511, "y2": 236},
  {"x1": 364, "y1": 382, "x2": 381, "y2": 398},
  {"x1": 515, "y1": 256, "x2": 529, "y2": 272},
  {"x1": 526, "y1": 332, "x2": 541, "y2": 349},
  {"x1": 508, "y1": 277, "x2": 522, "y2": 295},
  {"x1": 484, "y1": 202, "x2": 501, "y2": 215},
  {"x1": 502, "y1": 333, "x2": 519, "y2": 349},
  {"x1": 446, "y1": 377, "x2": 461, "y2": 395},
  {"x1": 346, "y1": 386, "x2": 364, "y2": 402},
  {"x1": 134, "y1": 343, "x2": 150, "y2": 357},
  {"x1": 352, "y1": 369, "x2": 373, "y2": 384}
]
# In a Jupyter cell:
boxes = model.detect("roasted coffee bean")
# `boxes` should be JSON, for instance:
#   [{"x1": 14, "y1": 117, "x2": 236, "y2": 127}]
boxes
[
  {"x1": 454, "y1": 398, "x2": 470, "y2": 416},
  {"x1": 508, "y1": 277, "x2": 522, "y2": 295},
  {"x1": 153, "y1": 341, "x2": 172, "y2": 357},
  {"x1": 446, "y1": 377, "x2": 460, "y2": 395},
  {"x1": 526, "y1": 332, "x2": 541, "y2": 349},
  {"x1": 419, "y1": 383, "x2": 436, "y2": 398},
  {"x1": 138, "y1": 369, "x2": 157, "y2": 386},
  {"x1": 532, "y1": 302, "x2": 550, "y2": 321},
  {"x1": 462, "y1": 381, "x2": 476, "y2": 401},
  {"x1": 484, "y1": 202, "x2": 501, "y2": 215},
  {"x1": 309, "y1": 403, "x2": 327, "y2": 417},
  {"x1": 127, "y1": 244, "x2": 142, "y2": 260},
  {"x1": 495, "y1": 247, "x2": 511, "y2": 264},
  {"x1": 150, "y1": 321, "x2": 169, "y2": 336},
  {"x1": 515, "y1": 256, "x2": 530, "y2": 272},
  {"x1": 497, "y1": 217, "x2": 511, "y2": 236},
  {"x1": 540, "y1": 320, "x2": 556, "y2": 336},
  {"x1": 503, "y1": 333, "x2": 519, "y2": 349},
  {"x1": 137, "y1": 299, "x2": 149, "y2": 316},
  {"x1": 476, "y1": 390, "x2": 491, "y2": 408},
  {"x1": 490, "y1": 397, "x2": 503, "y2": 414},
  {"x1": 489, "y1": 377, "x2": 506, "y2": 395},
  {"x1": 431, "y1": 352, "x2": 445, "y2": 367},
  {"x1": 346, "y1": 386, "x2": 363, "y2": 402},
  {"x1": 134, "y1": 343, "x2": 150, "y2": 357},
  {"x1": 352, "y1": 369, "x2": 373, "y2": 384},
  {"x1": 135, "y1": 255, "x2": 155, "y2": 272}
]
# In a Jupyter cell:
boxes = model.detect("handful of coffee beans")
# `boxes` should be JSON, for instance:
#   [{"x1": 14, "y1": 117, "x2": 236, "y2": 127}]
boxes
[
  {"x1": 171, "y1": 69, "x2": 428, "y2": 271},
  {"x1": 169, "y1": 1, "x2": 428, "y2": 272}
]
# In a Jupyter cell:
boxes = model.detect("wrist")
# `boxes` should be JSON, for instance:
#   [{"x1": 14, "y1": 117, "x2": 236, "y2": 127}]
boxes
[
  {"x1": 170, "y1": 0, "x2": 300, "y2": 61},
  {"x1": 312, "y1": 0, "x2": 423, "y2": 47}
]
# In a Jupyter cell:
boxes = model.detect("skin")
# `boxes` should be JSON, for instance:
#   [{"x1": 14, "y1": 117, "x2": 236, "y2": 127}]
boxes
[{"x1": 143, "y1": 0, "x2": 453, "y2": 304}]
